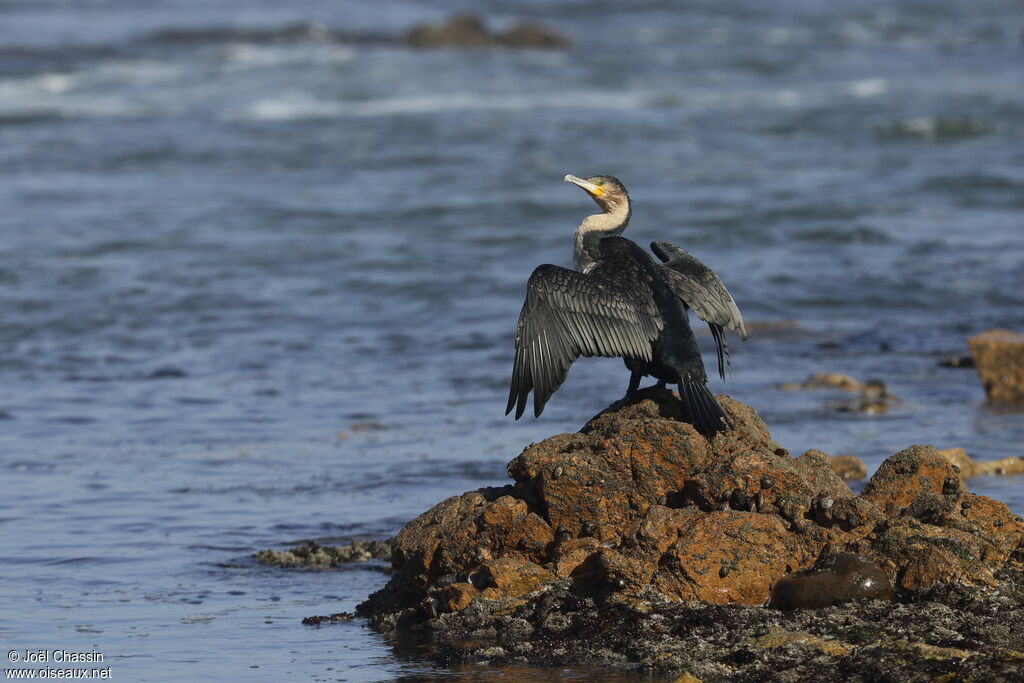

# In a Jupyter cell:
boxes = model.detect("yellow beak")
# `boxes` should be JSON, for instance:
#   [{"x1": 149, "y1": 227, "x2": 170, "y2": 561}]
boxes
[{"x1": 564, "y1": 174, "x2": 604, "y2": 198}]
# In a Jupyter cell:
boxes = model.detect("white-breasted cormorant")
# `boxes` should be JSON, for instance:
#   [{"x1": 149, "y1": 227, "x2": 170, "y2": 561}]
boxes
[{"x1": 506, "y1": 174, "x2": 747, "y2": 433}]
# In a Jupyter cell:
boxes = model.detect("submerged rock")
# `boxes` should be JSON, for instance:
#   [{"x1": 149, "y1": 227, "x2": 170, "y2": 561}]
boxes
[
  {"x1": 403, "y1": 14, "x2": 569, "y2": 49},
  {"x1": 359, "y1": 390, "x2": 1024, "y2": 637},
  {"x1": 301, "y1": 612, "x2": 354, "y2": 626},
  {"x1": 255, "y1": 539, "x2": 391, "y2": 569},
  {"x1": 969, "y1": 329, "x2": 1024, "y2": 403}
]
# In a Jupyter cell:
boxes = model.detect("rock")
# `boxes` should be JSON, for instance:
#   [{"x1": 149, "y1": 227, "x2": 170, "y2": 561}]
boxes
[
  {"x1": 254, "y1": 539, "x2": 391, "y2": 569},
  {"x1": 779, "y1": 372, "x2": 864, "y2": 392},
  {"x1": 427, "y1": 569, "x2": 1024, "y2": 678},
  {"x1": 939, "y1": 447, "x2": 1024, "y2": 478},
  {"x1": 403, "y1": 13, "x2": 568, "y2": 49},
  {"x1": 748, "y1": 627, "x2": 850, "y2": 656},
  {"x1": 968, "y1": 329, "x2": 1024, "y2": 402},
  {"x1": 769, "y1": 553, "x2": 893, "y2": 610},
  {"x1": 671, "y1": 674, "x2": 702, "y2": 683},
  {"x1": 779, "y1": 373, "x2": 899, "y2": 413},
  {"x1": 301, "y1": 612, "x2": 353, "y2": 625},
  {"x1": 496, "y1": 23, "x2": 570, "y2": 48},
  {"x1": 829, "y1": 454, "x2": 868, "y2": 480},
  {"x1": 357, "y1": 389, "x2": 1024, "y2": 667},
  {"x1": 404, "y1": 14, "x2": 492, "y2": 48},
  {"x1": 828, "y1": 379, "x2": 898, "y2": 414},
  {"x1": 859, "y1": 445, "x2": 965, "y2": 517},
  {"x1": 354, "y1": 387, "x2": 1024, "y2": 675},
  {"x1": 148, "y1": 366, "x2": 187, "y2": 379},
  {"x1": 640, "y1": 507, "x2": 822, "y2": 605},
  {"x1": 939, "y1": 355, "x2": 974, "y2": 368}
]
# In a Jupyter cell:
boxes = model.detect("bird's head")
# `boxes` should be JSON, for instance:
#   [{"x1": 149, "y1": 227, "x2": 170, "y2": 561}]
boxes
[{"x1": 564, "y1": 174, "x2": 629, "y2": 214}]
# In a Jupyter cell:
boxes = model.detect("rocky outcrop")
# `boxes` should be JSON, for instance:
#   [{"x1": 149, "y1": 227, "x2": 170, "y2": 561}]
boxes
[
  {"x1": 403, "y1": 14, "x2": 569, "y2": 49},
  {"x1": 359, "y1": 389, "x2": 1024, "y2": 633},
  {"x1": 969, "y1": 329, "x2": 1024, "y2": 402}
]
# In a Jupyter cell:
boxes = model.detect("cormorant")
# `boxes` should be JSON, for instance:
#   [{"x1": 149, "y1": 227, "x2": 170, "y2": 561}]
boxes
[{"x1": 506, "y1": 174, "x2": 747, "y2": 433}]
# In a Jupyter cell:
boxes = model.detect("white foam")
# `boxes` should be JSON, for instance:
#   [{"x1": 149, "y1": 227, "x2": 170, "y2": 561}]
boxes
[
  {"x1": 240, "y1": 90, "x2": 655, "y2": 121},
  {"x1": 0, "y1": 59, "x2": 184, "y2": 120},
  {"x1": 220, "y1": 43, "x2": 356, "y2": 70},
  {"x1": 847, "y1": 78, "x2": 887, "y2": 98},
  {"x1": 245, "y1": 93, "x2": 343, "y2": 121}
]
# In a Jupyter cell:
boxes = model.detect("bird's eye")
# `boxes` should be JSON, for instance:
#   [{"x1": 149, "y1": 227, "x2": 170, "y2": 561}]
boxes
[{"x1": 596, "y1": 180, "x2": 605, "y2": 186}]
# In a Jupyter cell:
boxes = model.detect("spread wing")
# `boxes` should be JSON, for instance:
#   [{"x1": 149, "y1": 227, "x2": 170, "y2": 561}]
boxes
[
  {"x1": 506, "y1": 264, "x2": 663, "y2": 419},
  {"x1": 650, "y1": 241, "x2": 747, "y2": 381}
]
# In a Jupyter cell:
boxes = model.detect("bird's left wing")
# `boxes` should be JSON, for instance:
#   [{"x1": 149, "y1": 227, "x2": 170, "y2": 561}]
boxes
[
  {"x1": 650, "y1": 241, "x2": 747, "y2": 380},
  {"x1": 506, "y1": 264, "x2": 662, "y2": 419}
]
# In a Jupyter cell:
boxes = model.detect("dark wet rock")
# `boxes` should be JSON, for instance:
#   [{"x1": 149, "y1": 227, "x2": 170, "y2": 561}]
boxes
[
  {"x1": 148, "y1": 366, "x2": 187, "y2": 379},
  {"x1": 350, "y1": 420, "x2": 387, "y2": 432},
  {"x1": 969, "y1": 329, "x2": 1024, "y2": 403},
  {"x1": 495, "y1": 23, "x2": 570, "y2": 49},
  {"x1": 404, "y1": 14, "x2": 492, "y2": 48},
  {"x1": 403, "y1": 14, "x2": 568, "y2": 49},
  {"x1": 356, "y1": 390, "x2": 1024, "y2": 674},
  {"x1": 769, "y1": 553, "x2": 893, "y2": 610},
  {"x1": 302, "y1": 611, "x2": 354, "y2": 626},
  {"x1": 829, "y1": 454, "x2": 867, "y2": 480},
  {"x1": 939, "y1": 447, "x2": 1024, "y2": 478},
  {"x1": 255, "y1": 539, "x2": 391, "y2": 569},
  {"x1": 428, "y1": 568, "x2": 1024, "y2": 679}
]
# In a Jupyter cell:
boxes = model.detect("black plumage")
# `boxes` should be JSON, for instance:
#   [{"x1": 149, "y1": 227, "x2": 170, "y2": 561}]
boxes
[{"x1": 506, "y1": 174, "x2": 747, "y2": 433}]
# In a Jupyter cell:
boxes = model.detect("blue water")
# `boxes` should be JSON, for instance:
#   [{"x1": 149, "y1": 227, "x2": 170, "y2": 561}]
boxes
[{"x1": 1, "y1": 0, "x2": 1023, "y2": 679}]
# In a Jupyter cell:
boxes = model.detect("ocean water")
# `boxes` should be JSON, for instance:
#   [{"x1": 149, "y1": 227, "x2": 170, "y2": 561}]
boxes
[{"x1": 1, "y1": 0, "x2": 1022, "y2": 679}]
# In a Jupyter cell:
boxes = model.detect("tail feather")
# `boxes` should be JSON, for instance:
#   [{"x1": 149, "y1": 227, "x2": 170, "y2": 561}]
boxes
[{"x1": 682, "y1": 382, "x2": 732, "y2": 433}]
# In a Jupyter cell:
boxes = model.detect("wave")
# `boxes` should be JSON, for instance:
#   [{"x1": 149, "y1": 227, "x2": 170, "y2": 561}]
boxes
[
  {"x1": 218, "y1": 43, "x2": 356, "y2": 69},
  {"x1": 0, "y1": 61, "x2": 179, "y2": 122},
  {"x1": 142, "y1": 21, "x2": 386, "y2": 48},
  {"x1": 240, "y1": 90, "x2": 661, "y2": 121},
  {"x1": 0, "y1": 21, "x2": 376, "y2": 80}
]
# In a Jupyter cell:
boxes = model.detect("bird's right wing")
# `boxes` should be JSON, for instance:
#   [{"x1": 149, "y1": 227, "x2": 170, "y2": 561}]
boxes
[{"x1": 506, "y1": 264, "x2": 663, "y2": 419}]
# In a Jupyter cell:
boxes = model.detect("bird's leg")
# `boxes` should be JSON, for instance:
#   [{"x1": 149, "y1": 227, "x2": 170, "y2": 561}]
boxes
[{"x1": 626, "y1": 369, "x2": 642, "y2": 399}]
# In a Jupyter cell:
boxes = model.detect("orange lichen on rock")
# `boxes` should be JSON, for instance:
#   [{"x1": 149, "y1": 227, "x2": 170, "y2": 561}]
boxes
[{"x1": 359, "y1": 389, "x2": 1024, "y2": 626}]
